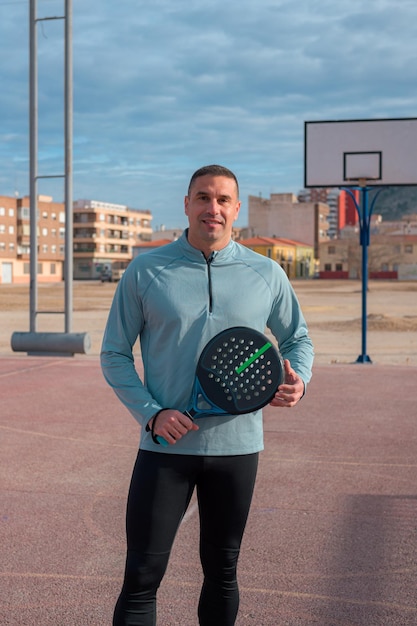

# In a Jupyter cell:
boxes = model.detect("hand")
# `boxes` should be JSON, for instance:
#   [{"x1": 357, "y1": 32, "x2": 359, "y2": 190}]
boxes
[
  {"x1": 148, "y1": 409, "x2": 199, "y2": 445},
  {"x1": 269, "y1": 359, "x2": 305, "y2": 408}
]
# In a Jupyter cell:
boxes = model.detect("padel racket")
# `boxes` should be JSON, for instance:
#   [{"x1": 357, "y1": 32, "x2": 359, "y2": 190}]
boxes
[{"x1": 156, "y1": 326, "x2": 284, "y2": 445}]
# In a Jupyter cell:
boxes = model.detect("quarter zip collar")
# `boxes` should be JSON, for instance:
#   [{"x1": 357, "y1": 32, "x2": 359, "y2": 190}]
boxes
[{"x1": 178, "y1": 229, "x2": 235, "y2": 263}]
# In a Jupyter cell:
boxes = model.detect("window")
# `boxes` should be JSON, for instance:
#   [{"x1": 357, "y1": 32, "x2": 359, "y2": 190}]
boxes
[
  {"x1": 324, "y1": 263, "x2": 332, "y2": 271},
  {"x1": 50, "y1": 263, "x2": 56, "y2": 274},
  {"x1": 42, "y1": 245, "x2": 48, "y2": 253},
  {"x1": 42, "y1": 211, "x2": 48, "y2": 219},
  {"x1": 335, "y1": 263, "x2": 343, "y2": 271},
  {"x1": 405, "y1": 244, "x2": 413, "y2": 253},
  {"x1": 0, "y1": 225, "x2": 4, "y2": 234},
  {"x1": 18, "y1": 207, "x2": 30, "y2": 219},
  {"x1": 0, "y1": 207, "x2": 5, "y2": 216},
  {"x1": 24, "y1": 263, "x2": 30, "y2": 274},
  {"x1": 8, "y1": 208, "x2": 14, "y2": 217},
  {"x1": 328, "y1": 245, "x2": 336, "y2": 254},
  {"x1": 42, "y1": 228, "x2": 48, "y2": 236},
  {"x1": 8, "y1": 225, "x2": 14, "y2": 234}
]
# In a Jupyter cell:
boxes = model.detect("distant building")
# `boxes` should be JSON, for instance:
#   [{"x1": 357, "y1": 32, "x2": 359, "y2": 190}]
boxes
[
  {"x1": 239, "y1": 236, "x2": 315, "y2": 279},
  {"x1": 73, "y1": 199, "x2": 152, "y2": 280},
  {"x1": 339, "y1": 189, "x2": 360, "y2": 229},
  {"x1": 248, "y1": 192, "x2": 329, "y2": 261},
  {"x1": 0, "y1": 194, "x2": 65, "y2": 284},
  {"x1": 319, "y1": 227, "x2": 417, "y2": 280},
  {"x1": 371, "y1": 213, "x2": 417, "y2": 236},
  {"x1": 0, "y1": 195, "x2": 18, "y2": 283},
  {"x1": 1, "y1": 194, "x2": 154, "y2": 283},
  {"x1": 298, "y1": 188, "x2": 359, "y2": 238}
]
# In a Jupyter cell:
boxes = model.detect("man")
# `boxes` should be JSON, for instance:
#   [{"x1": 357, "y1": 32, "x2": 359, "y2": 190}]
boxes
[{"x1": 101, "y1": 164, "x2": 314, "y2": 625}]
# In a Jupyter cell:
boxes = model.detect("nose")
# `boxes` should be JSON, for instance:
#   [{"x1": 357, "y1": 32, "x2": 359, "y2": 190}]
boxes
[{"x1": 206, "y1": 199, "x2": 220, "y2": 214}]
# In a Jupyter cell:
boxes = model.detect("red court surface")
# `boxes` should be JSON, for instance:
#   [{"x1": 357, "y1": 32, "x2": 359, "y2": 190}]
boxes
[{"x1": 1, "y1": 356, "x2": 417, "y2": 625}]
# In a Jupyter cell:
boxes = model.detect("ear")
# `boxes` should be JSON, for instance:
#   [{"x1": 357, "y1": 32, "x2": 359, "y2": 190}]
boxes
[
  {"x1": 184, "y1": 195, "x2": 189, "y2": 216},
  {"x1": 234, "y1": 201, "x2": 241, "y2": 221}
]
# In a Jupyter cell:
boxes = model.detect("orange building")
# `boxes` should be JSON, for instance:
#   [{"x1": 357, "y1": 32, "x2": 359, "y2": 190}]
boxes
[{"x1": 0, "y1": 194, "x2": 65, "y2": 284}]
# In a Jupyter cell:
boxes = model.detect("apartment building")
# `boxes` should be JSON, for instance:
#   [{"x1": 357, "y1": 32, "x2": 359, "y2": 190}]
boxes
[
  {"x1": 0, "y1": 195, "x2": 153, "y2": 283},
  {"x1": 248, "y1": 192, "x2": 329, "y2": 261},
  {"x1": 0, "y1": 195, "x2": 17, "y2": 283},
  {"x1": 73, "y1": 199, "x2": 153, "y2": 280},
  {"x1": 0, "y1": 194, "x2": 65, "y2": 284}
]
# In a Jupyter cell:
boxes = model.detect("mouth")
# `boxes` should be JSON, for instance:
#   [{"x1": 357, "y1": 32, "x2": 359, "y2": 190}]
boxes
[{"x1": 201, "y1": 218, "x2": 223, "y2": 226}]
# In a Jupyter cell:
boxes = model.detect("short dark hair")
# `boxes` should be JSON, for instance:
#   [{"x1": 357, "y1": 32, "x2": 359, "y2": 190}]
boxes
[{"x1": 187, "y1": 164, "x2": 239, "y2": 197}]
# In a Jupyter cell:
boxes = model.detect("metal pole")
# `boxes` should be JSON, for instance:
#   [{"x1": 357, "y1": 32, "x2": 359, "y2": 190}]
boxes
[
  {"x1": 13, "y1": 1, "x2": 91, "y2": 355},
  {"x1": 64, "y1": 0, "x2": 73, "y2": 332},
  {"x1": 29, "y1": 0, "x2": 38, "y2": 332},
  {"x1": 356, "y1": 186, "x2": 371, "y2": 363}
]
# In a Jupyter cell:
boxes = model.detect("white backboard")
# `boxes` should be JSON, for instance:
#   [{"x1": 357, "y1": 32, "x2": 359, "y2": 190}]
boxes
[{"x1": 304, "y1": 118, "x2": 417, "y2": 187}]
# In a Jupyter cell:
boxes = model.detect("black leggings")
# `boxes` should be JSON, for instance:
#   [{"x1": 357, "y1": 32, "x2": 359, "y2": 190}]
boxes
[{"x1": 113, "y1": 450, "x2": 259, "y2": 626}]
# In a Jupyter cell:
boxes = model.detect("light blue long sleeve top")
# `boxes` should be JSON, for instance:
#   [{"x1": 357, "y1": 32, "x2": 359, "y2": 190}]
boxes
[{"x1": 100, "y1": 230, "x2": 314, "y2": 455}]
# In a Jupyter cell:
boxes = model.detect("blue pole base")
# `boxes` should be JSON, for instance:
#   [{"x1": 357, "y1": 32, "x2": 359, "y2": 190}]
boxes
[{"x1": 356, "y1": 354, "x2": 372, "y2": 363}]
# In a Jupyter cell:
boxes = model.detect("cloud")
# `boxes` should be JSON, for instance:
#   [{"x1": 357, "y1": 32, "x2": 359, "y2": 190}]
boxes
[{"x1": 1, "y1": 0, "x2": 417, "y2": 227}]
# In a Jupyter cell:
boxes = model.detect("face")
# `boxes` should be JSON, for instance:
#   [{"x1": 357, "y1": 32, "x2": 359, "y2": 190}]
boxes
[{"x1": 184, "y1": 175, "x2": 241, "y2": 256}]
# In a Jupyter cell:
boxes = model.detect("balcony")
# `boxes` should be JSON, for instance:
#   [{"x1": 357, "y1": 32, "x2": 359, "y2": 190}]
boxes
[{"x1": 74, "y1": 229, "x2": 97, "y2": 239}]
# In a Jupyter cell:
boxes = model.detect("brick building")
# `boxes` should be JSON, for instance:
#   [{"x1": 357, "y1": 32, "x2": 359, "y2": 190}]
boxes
[{"x1": 0, "y1": 194, "x2": 65, "y2": 284}]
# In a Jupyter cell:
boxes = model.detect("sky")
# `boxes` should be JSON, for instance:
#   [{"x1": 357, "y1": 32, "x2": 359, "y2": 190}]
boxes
[{"x1": 1, "y1": 0, "x2": 417, "y2": 229}]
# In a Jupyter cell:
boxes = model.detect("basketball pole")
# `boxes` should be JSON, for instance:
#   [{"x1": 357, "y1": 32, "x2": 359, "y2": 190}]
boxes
[{"x1": 343, "y1": 183, "x2": 384, "y2": 364}]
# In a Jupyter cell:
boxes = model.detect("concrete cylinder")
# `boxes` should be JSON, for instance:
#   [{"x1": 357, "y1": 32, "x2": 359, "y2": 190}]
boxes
[{"x1": 11, "y1": 332, "x2": 91, "y2": 355}]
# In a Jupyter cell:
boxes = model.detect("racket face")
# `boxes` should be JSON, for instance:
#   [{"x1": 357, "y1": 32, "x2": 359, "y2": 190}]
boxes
[{"x1": 195, "y1": 327, "x2": 284, "y2": 415}]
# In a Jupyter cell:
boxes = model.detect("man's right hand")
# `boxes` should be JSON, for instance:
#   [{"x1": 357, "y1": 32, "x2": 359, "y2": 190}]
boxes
[{"x1": 148, "y1": 409, "x2": 199, "y2": 445}]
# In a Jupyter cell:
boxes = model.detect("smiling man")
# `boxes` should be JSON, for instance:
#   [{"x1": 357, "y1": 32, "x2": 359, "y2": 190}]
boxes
[
  {"x1": 185, "y1": 166, "x2": 241, "y2": 254},
  {"x1": 101, "y1": 164, "x2": 314, "y2": 625}
]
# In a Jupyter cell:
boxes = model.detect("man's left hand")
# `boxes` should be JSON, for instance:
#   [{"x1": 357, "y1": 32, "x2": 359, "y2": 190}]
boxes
[{"x1": 269, "y1": 359, "x2": 305, "y2": 408}]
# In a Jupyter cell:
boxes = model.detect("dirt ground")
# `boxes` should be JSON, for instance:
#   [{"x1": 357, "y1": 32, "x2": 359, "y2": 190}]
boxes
[{"x1": 1, "y1": 279, "x2": 416, "y2": 365}]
